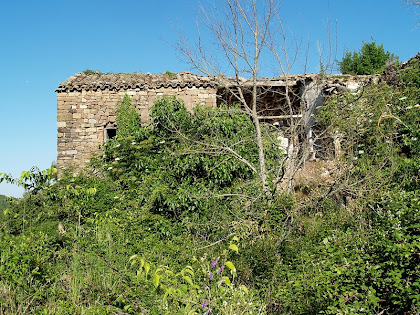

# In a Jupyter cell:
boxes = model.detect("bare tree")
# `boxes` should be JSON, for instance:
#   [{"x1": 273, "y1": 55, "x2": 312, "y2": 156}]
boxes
[
  {"x1": 177, "y1": 0, "x2": 330, "y2": 196},
  {"x1": 405, "y1": 0, "x2": 420, "y2": 7},
  {"x1": 404, "y1": 0, "x2": 420, "y2": 27}
]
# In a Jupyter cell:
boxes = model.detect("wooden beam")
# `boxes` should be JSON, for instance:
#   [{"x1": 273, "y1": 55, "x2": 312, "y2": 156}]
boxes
[{"x1": 257, "y1": 114, "x2": 303, "y2": 119}]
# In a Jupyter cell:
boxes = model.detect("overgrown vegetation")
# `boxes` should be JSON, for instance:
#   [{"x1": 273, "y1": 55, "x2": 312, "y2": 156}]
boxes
[
  {"x1": 1, "y1": 57, "x2": 419, "y2": 313},
  {"x1": 271, "y1": 57, "x2": 420, "y2": 314}
]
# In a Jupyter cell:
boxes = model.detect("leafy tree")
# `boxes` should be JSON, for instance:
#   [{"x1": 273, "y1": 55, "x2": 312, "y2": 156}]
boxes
[{"x1": 339, "y1": 40, "x2": 398, "y2": 74}]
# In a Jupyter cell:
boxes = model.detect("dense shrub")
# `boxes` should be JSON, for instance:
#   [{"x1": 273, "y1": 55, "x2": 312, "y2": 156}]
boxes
[{"x1": 339, "y1": 40, "x2": 398, "y2": 74}]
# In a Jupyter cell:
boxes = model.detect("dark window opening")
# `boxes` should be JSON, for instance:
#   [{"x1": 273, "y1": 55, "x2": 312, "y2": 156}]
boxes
[
  {"x1": 106, "y1": 128, "x2": 117, "y2": 140},
  {"x1": 104, "y1": 122, "x2": 117, "y2": 142}
]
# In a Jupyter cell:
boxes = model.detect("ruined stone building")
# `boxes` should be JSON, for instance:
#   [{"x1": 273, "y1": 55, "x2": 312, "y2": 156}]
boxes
[{"x1": 56, "y1": 71, "x2": 374, "y2": 174}]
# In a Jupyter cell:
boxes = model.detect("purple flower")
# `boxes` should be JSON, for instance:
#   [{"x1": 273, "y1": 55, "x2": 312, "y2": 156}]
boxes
[
  {"x1": 217, "y1": 265, "x2": 225, "y2": 275},
  {"x1": 203, "y1": 308, "x2": 212, "y2": 315},
  {"x1": 209, "y1": 271, "x2": 213, "y2": 280},
  {"x1": 211, "y1": 257, "x2": 220, "y2": 269},
  {"x1": 201, "y1": 301, "x2": 209, "y2": 309}
]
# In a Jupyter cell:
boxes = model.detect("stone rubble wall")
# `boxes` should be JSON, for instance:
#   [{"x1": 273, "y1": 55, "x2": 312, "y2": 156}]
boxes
[{"x1": 57, "y1": 86, "x2": 218, "y2": 176}]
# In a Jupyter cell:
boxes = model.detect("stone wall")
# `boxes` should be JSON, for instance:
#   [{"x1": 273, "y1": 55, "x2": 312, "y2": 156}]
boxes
[{"x1": 57, "y1": 86, "x2": 217, "y2": 175}]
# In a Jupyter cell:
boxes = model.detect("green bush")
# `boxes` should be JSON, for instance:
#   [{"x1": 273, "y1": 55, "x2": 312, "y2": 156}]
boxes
[{"x1": 339, "y1": 40, "x2": 398, "y2": 74}]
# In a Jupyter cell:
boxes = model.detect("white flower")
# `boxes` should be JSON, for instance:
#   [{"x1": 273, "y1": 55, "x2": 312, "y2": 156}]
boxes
[
  {"x1": 415, "y1": 104, "x2": 420, "y2": 108},
  {"x1": 131, "y1": 141, "x2": 136, "y2": 145},
  {"x1": 159, "y1": 140, "x2": 165, "y2": 144},
  {"x1": 107, "y1": 167, "x2": 113, "y2": 170},
  {"x1": 115, "y1": 158, "x2": 120, "y2": 161},
  {"x1": 358, "y1": 150, "x2": 364, "y2": 154},
  {"x1": 407, "y1": 106, "x2": 413, "y2": 110},
  {"x1": 399, "y1": 96, "x2": 407, "y2": 101},
  {"x1": 114, "y1": 196, "x2": 119, "y2": 199},
  {"x1": 412, "y1": 137, "x2": 418, "y2": 141},
  {"x1": 116, "y1": 144, "x2": 121, "y2": 147}
]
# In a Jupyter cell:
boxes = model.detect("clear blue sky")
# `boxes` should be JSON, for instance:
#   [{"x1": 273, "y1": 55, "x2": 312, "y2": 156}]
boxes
[{"x1": 0, "y1": 0, "x2": 418, "y2": 197}]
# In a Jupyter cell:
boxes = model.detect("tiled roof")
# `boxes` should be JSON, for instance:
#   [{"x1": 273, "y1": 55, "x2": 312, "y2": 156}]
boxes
[
  {"x1": 56, "y1": 71, "x2": 218, "y2": 92},
  {"x1": 56, "y1": 71, "x2": 378, "y2": 93}
]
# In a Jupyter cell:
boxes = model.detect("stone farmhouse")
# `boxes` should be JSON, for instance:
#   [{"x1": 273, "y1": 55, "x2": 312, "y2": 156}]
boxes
[{"x1": 56, "y1": 71, "x2": 375, "y2": 175}]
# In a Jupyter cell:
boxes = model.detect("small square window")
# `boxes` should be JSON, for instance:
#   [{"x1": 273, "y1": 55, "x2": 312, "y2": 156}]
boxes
[
  {"x1": 105, "y1": 128, "x2": 116, "y2": 140},
  {"x1": 104, "y1": 123, "x2": 117, "y2": 142}
]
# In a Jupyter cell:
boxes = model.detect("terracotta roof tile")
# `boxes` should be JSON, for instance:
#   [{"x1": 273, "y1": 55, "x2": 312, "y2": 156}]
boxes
[
  {"x1": 56, "y1": 72, "x2": 218, "y2": 92},
  {"x1": 56, "y1": 71, "x2": 378, "y2": 93}
]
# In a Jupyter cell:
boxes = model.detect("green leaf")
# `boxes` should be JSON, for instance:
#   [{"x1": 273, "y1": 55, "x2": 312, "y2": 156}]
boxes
[
  {"x1": 180, "y1": 284, "x2": 188, "y2": 293},
  {"x1": 86, "y1": 187, "x2": 97, "y2": 195},
  {"x1": 152, "y1": 273, "x2": 161, "y2": 288},
  {"x1": 144, "y1": 262, "x2": 150, "y2": 274},
  {"x1": 189, "y1": 289, "x2": 198, "y2": 296},
  {"x1": 229, "y1": 244, "x2": 239, "y2": 253},
  {"x1": 183, "y1": 275, "x2": 193, "y2": 286},
  {"x1": 223, "y1": 276, "x2": 232, "y2": 286},
  {"x1": 163, "y1": 287, "x2": 174, "y2": 302},
  {"x1": 239, "y1": 285, "x2": 249, "y2": 294},
  {"x1": 225, "y1": 261, "x2": 236, "y2": 271}
]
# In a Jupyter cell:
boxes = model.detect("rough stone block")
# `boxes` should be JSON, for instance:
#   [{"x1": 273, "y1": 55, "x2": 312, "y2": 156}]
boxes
[{"x1": 57, "y1": 113, "x2": 72, "y2": 120}]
